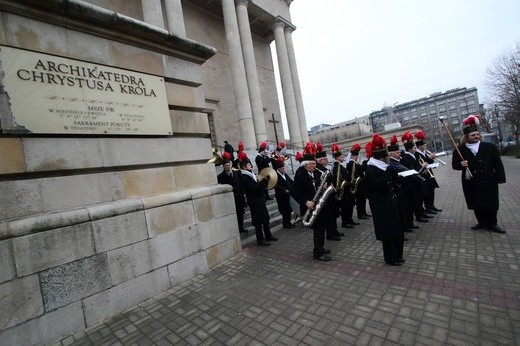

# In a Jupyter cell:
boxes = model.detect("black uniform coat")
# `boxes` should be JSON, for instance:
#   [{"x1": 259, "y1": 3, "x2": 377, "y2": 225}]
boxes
[
  {"x1": 452, "y1": 141, "x2": 506, "y2": 211},
  {"x1": 255, "y1": 153, "x2": 271, "y2": 172},
  {"x1": 240, "y1": 172, "x2": 270, "y2": 226},
  {"x1": 274, "y1": 171, "x2": 294, "y2": 214},
  {"x1": 291, "y1": 167, "x2": 326, "y2": 227},
  {"x1": 217, "y1": 170, "x2": 245, "y2": 215},
  {"x1": 365, "y1": 164, "x2": 405, "y2": 241}
]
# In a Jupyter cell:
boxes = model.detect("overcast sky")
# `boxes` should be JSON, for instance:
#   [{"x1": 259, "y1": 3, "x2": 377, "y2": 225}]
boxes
[{"x1": 272, "y1": 0, "x2": 520, "y2": 134}]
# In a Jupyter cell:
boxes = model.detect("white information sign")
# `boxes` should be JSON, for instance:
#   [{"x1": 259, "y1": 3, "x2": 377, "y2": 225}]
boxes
[{"x1": 0, "y1": 45, "x2": 172, "y2": 135}]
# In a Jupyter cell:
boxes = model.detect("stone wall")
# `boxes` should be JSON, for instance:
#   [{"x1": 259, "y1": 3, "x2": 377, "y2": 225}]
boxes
[{"x1": 0, "y1": 1, "x2": 241, "y2": 344}]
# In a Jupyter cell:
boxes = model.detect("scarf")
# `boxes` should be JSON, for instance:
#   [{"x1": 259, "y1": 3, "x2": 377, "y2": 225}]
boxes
[
  {"x1": 367, "y1": 157, "x2": 388, "y2": 171},
  {"x1": 240, "y1": 169, "x2": 257, "y2": 182},
  {"x1": 465, "y1": 141, "x2": 480, "y2": 156}
]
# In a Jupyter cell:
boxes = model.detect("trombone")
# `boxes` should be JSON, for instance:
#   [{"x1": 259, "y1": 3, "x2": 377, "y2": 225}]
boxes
[{"x1": 418, "y1": 156, "x2": 434, "y2": 178}]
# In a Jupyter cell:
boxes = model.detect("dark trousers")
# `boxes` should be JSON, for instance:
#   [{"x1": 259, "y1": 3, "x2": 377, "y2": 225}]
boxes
[
  {"x1": 340, "y1": 193, "x2": 355, "y2": 225},
  {"x1": 312, "y1": 226, "x2": 326, "y2": 256},
  {"x1": 237, "y1": 211, "x2": 244, "y2": 232},
  {"x1": 282, "y1": 212, "x2": 292, "y2": 226},
  {"x1": 474, "y1": 209, "x2": 498, "y2": 227},
  {"x1": 424, "y1": 186, "x2": 435, "y2": 210},
  {"x1": 356, "y1": 182, "x2": 368, "y2": 217},
  {"x1": 382, "y1": 237, "x2": 404, "y2": 264},
  {"x1": 255, "y1": 223, "x2": 272, "y2": 241}
]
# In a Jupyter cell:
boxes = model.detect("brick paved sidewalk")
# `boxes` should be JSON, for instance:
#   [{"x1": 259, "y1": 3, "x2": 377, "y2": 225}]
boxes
[{"x1": 56, "y1": 157, "x2": 520, "y2": 346}]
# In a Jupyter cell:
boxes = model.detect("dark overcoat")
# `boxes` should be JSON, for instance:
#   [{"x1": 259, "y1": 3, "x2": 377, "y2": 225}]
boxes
[
  {"x1": 365, "y1": 165, "x2": 405, "y2": 241},
  {"x1": 452, "y1": 141, "x2": 505, "y2": 211},
  {"x1": 414, "y1": 151, "x2": 439, "y2": 188},
  {"x1": 274, "y1": 171, "x2": 293, "y2": 214},
  {"x1": 217, "y1": 170, "x2": 245, "y2": 215},
  {"x1": 240, "y1": 172, "x2": 270, "y2": 226},
  {"x1": 255, "y1": 154, "x2": 271, "y2": 172}
]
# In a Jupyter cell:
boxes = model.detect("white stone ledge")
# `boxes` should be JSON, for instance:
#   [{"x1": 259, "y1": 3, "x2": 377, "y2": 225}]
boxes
[{"x1": 1, "y1": 185, "x2": 230, "y2": 240}]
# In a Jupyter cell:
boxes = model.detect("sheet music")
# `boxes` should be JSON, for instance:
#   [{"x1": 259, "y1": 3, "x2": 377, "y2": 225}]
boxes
[
  {"x1": 428, "y1": 163, "x2": 439, "y2": 169},
  {"x1": 398, "y1": 169, "x2": 419, "y2": 177}
]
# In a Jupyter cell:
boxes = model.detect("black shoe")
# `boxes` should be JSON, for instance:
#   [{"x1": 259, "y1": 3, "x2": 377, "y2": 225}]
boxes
[
  {"x1": 283, "y1": 223, "x2": 295, "y2": 229},
  {"x1": 265, "y1": 196, "x2": 274, "y2": 200},
  {"x1": 342, "y1": 224, "x2": 354, "y2": 229},
  {"x1": 335, "y1": 231, "x2": 345, "y2": 237},
  {"x1": 320, "y1": 249, "x2": 332, "y2": 254},
  {"x1": 425, "y1": 209, "x2": 437, "y2": 215},
  {"x1": 314, "y1": 254, "x2": 332, "y2": 262},
  {"x1": 239, "y1": 229, "x2": 247, "y2": 233},
  {"x1": 422, "y1": 214, "x2": 434, "y2": 219},
  {"x1": 385, "y1": 261, "x2": 401, "y2": 266},
  {"x1": 403, "y1": 237, "x2": 409, "y2": 241},
  {"x1": 471, "y1": 223, "x2": 485, "y2": 230},
  {"x1": 257, "y1": 240, "x2": 271, "y2": 246},
  {"x1": 358, "y1": 216, "x2": 370, "y2": 220},
  {"x1": 410, "y1": 225, "x2": 420, "y2": 229},
  {"x1": 266, "y1": 236, "x2": 278, "y2": 241},
  {"x1": 488, "y1": 225, "x2": 506, "y2": 234},
  {"x1": 405, "y1": 228, "x2": 414, "y2": 233},
  {"x1": 398, "y1": 259, "x2": 406, "y2": 263},
  {"x1": 416, "y1": 217, "x2": 429, "y2": 223},
  {"x1": 349, "y1": 221, "x2": 360, "y2": 225},
  {"x1": 326, "y1": 236, "x2": 342, "y2": 241},
  {"x1": 432, "y1": 207, "x2": 442, "y2": 212}
]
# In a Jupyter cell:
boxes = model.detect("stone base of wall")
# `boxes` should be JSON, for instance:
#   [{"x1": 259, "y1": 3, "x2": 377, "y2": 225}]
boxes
[{"x1": 0, "y1": 184, "x2": 241, "y2": 345}]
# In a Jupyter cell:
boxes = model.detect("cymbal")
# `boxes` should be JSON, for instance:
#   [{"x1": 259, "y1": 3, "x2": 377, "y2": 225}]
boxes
[{"x1": 258, "y1": 167, "x2": 278, "y2": 190}]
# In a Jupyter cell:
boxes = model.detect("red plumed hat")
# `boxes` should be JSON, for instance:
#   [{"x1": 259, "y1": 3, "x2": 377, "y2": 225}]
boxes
[
  {"x1": 276, "y1": 142, "x2": 286, "y2": 151},
  {"x1": 272, "y1": 155, "x2": 285, "y2": 170},
  {"x1": 238, "y1": 150, "x2": 250, "y2": 164},
  {"x1": 258, "y1": 141, "x2": 268, "y2": 152},
  {"x1": 401, "y1": 131, "x2": 415, "y2": 150},
  {"x1": 370, "y1": 134, "x2": 388, "y2": 159},
  {"x1": 462, "y1": 114, "x2": 481, "y2": 134},
  {"x1": 331, "y1": 143, "x2": 343, "y2": 158},
  {"x1": 238, "y1": 141, "x2": 244, "y2": 151},
  {"x1": 365, "y1": 141, "x2": 372, "y2": 158},
  {"x1": 388, "y1": 135, "x2": 400, "y2": 152},
  {"x1": 350, "y1": 143, "x2": 361, "y2": 155},
  {"x1": 414, "y1": 131, "x2": 426, "y2": 146},
  {"x1": 295, "y1": 151, "x2": 303, "y2": 162},
  {"x1": 316, "y1": 142, "x2": 327, "y2": 159},
  {"x1": 221, "y1": 151, "x2": 232, "y2": 164},
  {"x1": 302, "y1": 142, "x2": 316, "y2": 161}
]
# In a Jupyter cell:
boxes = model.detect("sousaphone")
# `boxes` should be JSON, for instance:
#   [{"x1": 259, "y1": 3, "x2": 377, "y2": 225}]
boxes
[{"x1": 257, "y1": 167, "x2": 278, "y2": 190}]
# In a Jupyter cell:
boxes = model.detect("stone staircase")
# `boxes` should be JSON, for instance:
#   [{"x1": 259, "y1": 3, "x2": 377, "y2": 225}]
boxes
[{"x1": 240, "y1": 190, "x2": 285, "y2": 244}]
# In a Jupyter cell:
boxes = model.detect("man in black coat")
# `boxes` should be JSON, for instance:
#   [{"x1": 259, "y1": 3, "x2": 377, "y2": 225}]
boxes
[
  {"x1": 414, "y1": 131, "x2": 442, "y2": 214},
  {"x1": 238, "y1": 151, "x2": 277, "y2": 246},
  {"x1": 217, "y1": 152, "x2": 246, "y2": 233},
  {"x1": 273, "y1": 156, "x2": 294, "y2": 228},
  {"x1": 452, "y1": 115, "x2": 506, "y2": 233},
  {"x1": 365, "y1": 134, "x2": 406, "y2": 266},
  {"x1": 223, "y1": 140, "x2": 235, "y2": 160},
  {"x1": 291, "y1": 146, "x2": 332, "y2": 262},
  {"x1": 255, "y1": 141, "x2": 273, "y2": 200}
]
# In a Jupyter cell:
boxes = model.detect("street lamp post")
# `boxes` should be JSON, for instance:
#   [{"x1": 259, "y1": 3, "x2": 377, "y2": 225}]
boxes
[{"x1": 494, "y1": 105, "x2": 502, "y2": 146}]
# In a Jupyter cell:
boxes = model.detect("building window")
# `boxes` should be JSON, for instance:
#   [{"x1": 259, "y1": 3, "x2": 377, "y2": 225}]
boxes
[
  {"x1": 452, "y1": 119, "x2": 460, "y2": 125},
  {"x1": 439, "y1": 107, "x2": 446, "y2": 112},
  {"x1": 421, "y1": 112, "x2": 427, "y2": 117},
  {"x1": 403, "y1": 116, "x2": 410, "y2": 121},
  {"x1": 450, "y1": 112, "x2": 458, "y2": 117},
  {"x1": 411, "y1": 114, "x2": 418, "y2": 119}
]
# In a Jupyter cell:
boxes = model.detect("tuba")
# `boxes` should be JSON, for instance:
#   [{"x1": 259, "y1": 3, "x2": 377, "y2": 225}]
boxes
[
  {"x1": 302, "y1": 170, "x2": 336, "y2": 227},
  {"x1": 349, "y1": 160, "x2": 361, "y2": 194}
]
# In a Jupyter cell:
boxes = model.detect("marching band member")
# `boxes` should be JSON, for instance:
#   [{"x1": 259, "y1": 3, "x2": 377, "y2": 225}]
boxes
[
  {"x1": 400, "y1": 132, "x2": 431, "y2": 223},
  {"x1": 315, "y1": 142, "x2": 343, "y2": 240},
  {"x1": 344, "y1": 144, "x2": 362, "y2": 227},
  {"x1": 365, "y1": 134, "x2": 406, "y2": 266},
  {"x1": 256, "y1": 141, "x2": 274, "y2": 200},
  {"x1": 239, "y1": 151, "x2": 277, "y2": 246},
  {"x1": 414, "y1": 131, "x2": 442, "y2": 214},
  {"x1": 273, "y1": 156, "x2": 295, "y2": 229},
  {"x1": 291, "y1": 143, "x2": 332, "y2": 262},
  {"x1": 356, "y1": 142, "x2": 372, "y2": 219},
  {"x1": 217, "y1": 151, "x2": 246, "y2": 233}
]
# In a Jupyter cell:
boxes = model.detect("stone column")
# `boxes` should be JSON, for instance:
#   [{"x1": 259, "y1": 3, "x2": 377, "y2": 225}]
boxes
[
  {"x1": 271, "y1": 20, "x2": 302, "y2": 149},
  {"x1": 221, "y1": 0, "x2": 256, "y2": 149},
  {"x1": 285, "y1": 26, "x2": 309, "y2": 143},
  {"x1": 164, "y1": 0, "x2": 186, "y2": 37},
  {"x1": 141, "y1": 0, "x2": 165, "y2": 29},
  {"x1": 236, "y1": 0, "x2": 268, "y2": 144}
]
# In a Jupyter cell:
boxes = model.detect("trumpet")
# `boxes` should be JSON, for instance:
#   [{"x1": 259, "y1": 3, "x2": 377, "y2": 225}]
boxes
[
  {"x1": 426, "y1": 150, "x2": 446, "y2": 165},
  {"x1": 418, "y1": 157, "x2": 434, "y2": 178}
]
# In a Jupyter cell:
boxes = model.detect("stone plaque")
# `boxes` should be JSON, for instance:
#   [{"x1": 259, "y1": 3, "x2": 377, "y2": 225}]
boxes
[{"x1": 0, "y1": 45, "x2": 172, "y2": 135}]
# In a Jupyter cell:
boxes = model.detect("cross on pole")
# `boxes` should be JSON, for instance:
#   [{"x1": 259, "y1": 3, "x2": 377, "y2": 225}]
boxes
[{"x1": 269, "y1": 113, "x2": 279, "y2": 144}]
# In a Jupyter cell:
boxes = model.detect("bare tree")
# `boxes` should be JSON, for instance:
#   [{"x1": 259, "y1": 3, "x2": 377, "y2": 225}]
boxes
[{"x1": 485, "y1": 41, "x2": 520, "y2": 144}]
